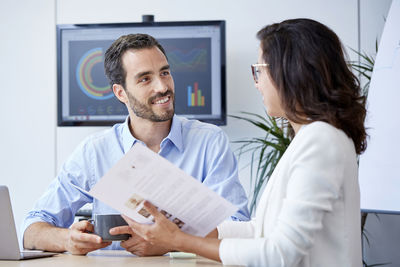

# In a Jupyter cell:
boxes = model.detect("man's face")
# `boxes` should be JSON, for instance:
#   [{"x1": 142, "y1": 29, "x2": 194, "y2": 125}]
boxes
[{"x1": 121, "y1": 47, "x2": 175, "y2": 122}]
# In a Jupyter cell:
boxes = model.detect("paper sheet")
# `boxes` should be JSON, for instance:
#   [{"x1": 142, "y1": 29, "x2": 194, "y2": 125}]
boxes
[{"x1": 72, "y1": 143, "x2": 238, "y2": 237}]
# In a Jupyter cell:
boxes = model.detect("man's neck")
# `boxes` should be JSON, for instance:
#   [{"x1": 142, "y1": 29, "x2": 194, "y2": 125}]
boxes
[{"x1": 129, "y1": 115, "x2": 172, "y2": 153}]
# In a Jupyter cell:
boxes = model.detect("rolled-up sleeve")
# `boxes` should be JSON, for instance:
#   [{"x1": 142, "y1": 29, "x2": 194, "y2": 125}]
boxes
[{"x1": 21, "y1": 140, "x2": 94, "y2": 239}]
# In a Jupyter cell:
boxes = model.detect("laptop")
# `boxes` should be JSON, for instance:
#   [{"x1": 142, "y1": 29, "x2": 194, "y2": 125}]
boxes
[{"x1": 0, "y1": 185, "x2": 58, "y2": 260}]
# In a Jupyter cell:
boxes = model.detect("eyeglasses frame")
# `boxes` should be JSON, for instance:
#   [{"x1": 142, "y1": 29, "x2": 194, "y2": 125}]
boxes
[{"x1": 251, "y1": 63, "x2": 269, "y2": 83}]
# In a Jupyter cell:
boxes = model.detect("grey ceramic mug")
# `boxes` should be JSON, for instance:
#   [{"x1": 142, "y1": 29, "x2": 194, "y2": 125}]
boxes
[{"x1": 90, "y1": 214, "x2": 131, "y2": 242}]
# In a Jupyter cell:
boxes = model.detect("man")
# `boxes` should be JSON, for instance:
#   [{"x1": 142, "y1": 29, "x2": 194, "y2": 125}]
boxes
[{"x1": 22, "y1": 34, "x2": 249, "y2": 256}]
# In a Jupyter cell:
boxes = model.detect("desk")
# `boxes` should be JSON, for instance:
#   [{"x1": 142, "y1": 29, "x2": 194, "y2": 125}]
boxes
[{"x1": 0, "y1": 250, "x2": 241, "y2": 267}]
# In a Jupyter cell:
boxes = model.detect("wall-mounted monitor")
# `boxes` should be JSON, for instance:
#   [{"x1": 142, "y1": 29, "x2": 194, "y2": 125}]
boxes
[{"x1": 57, "y1": 21, "x2": 226, "y2": 126}]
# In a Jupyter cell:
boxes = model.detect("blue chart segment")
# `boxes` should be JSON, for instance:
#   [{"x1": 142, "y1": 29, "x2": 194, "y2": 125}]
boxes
[
  {"x1": 187, "y1": 82, "x2": 205, "y2": 107},
  {"x1": 75, "y1": 47, "x2": 113, "y2": 100}
]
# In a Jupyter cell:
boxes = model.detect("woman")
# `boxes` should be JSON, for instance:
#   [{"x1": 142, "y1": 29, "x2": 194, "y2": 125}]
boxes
[{"x1": 117, "y1": 19, "x2": 367, "y2": 266}]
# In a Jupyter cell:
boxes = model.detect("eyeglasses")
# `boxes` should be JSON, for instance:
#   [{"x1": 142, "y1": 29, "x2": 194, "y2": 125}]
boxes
[{"x1": 251, "y1": 63, "x2": 269, "y2": 83}]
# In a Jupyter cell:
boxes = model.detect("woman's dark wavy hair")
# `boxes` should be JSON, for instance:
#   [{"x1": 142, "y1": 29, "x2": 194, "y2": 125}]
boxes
[{"x1": 257, "y1": 18, "x2": 367, "y2": 154}]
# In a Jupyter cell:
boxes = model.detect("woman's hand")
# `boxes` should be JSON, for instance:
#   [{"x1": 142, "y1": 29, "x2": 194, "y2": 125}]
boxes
[
  {"x1": 122, "y1": 201, "x2": 222, "y2": 262},
  {"x1": 121, "y1": 201, "x2": 184, "y2": 251},
  {"x1": 109, "y1": 225, "x2": 171, "y2": 256}
]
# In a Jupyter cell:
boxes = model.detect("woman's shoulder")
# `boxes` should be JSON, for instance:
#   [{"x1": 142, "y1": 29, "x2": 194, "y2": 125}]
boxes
[
  {"x1": 291, "y1": 120, "x2": 356, "y2": 159},
  {"x1": 301, "y1": 120, "x2": 337, "y2": 132},
  {"x1": 298, "y1": 121, "x2": 348, "y2": 143}
]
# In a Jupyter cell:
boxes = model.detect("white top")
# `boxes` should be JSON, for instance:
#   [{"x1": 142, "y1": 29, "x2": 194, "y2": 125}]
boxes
[{"x1": 218, "y1": 121, "x2": 362, "y2": 267}]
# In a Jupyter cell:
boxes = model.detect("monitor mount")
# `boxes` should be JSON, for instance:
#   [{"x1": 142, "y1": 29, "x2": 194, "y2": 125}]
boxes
[{"x1": 142, "y1": 15, "x2": 155, "y2": 23}]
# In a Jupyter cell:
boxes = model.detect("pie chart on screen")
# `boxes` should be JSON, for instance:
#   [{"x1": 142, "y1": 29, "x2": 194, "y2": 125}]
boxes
[{"x1": 76, "y1": 47, "x2": 113, "y2": 100}]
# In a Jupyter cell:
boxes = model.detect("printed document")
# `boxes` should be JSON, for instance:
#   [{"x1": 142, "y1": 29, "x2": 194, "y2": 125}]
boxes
[{"x1": 72, "y1": 143, "x2": 238, "y2": 237}]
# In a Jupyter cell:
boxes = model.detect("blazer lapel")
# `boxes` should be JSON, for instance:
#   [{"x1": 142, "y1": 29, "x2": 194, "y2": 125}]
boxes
[{"x1": 254, "y1": 163, "x2": 280, "y2": 237}]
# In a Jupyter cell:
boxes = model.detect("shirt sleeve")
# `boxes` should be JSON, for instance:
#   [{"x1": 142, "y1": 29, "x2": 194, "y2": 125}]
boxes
[
  {"x1": 202, "y1": 130, "x2": 250, "y2": 221},
  {"x1": 217, "y1": 219, "x2": 256, "y2": 239},
  {"x1": 219, "y1": 125, "x2": 349, "y2": 266},
  {"x1": 21, "y1": 138, "x2": 94, "y2": 238}
]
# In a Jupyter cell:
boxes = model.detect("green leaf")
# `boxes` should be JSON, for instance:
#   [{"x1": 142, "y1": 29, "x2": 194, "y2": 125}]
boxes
[{"x1": 230, "y1": 112, "x2": 293, "y2": 215}]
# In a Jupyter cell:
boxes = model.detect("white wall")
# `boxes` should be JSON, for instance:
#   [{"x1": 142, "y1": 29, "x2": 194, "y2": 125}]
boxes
[
  {"x1": 0, "y1": 0, "x2": 56, "y2": 239},
  {"x1": 0, "y1": 0, "x2": 388, "y2": 247},
  {"x1": 360, "y1": 0, "x2": 391, "y2": 53}
]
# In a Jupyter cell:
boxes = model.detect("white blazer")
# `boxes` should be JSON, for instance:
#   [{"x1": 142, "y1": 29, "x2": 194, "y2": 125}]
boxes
[{"x1": 218, "y1": 121, "x2": 362, "y2": 267}]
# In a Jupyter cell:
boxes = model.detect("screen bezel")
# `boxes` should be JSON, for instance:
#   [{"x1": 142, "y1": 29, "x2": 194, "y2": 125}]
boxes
[{"x1": 56, "y1": 20, "x2": 226, "y2": 126}]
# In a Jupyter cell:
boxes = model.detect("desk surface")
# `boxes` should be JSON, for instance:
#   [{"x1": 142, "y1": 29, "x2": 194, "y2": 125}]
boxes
[{"x1": 0, "y1": 250, "x2": 241, "y2": 267}]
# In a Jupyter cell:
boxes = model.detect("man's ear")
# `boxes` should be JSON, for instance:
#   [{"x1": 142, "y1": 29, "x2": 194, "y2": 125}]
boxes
[{"x1": 113, "y1": 84, "x2": 128, "y2": 104}]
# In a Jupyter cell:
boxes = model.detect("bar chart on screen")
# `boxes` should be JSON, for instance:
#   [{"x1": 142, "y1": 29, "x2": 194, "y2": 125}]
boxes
[{"x1": 187, "y1": 82, "x2": 206, "y2": 107}]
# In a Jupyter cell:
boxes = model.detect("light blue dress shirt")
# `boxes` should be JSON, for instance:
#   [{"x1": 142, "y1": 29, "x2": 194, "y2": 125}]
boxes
[{"x1": 22, "y1": 115, "x2": 250, "y2": 250}]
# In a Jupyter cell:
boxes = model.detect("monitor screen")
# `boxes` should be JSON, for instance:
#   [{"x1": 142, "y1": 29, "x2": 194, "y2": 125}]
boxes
[{"x1": 57, "y1": 21, "x2": 226, "y2": 126}]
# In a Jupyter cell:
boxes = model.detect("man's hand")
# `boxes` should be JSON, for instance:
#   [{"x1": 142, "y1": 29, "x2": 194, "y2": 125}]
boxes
[
  {"x1": 65, "y1": 220, "x2": 111, "y2": 255},
  {"x1": 110, "y1": 225, "x2": 170, "y2": 256}
]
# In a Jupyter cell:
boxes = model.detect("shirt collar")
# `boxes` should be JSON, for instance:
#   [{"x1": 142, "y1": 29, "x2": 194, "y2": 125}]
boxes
[
  {"x1": 121, "y1": 116, "x2": 137, "y2": 153},
  {"x1": 121, "y1": 115, "x2": 183, "y2": 153},
  {"x1": 164, "y1": 115, "x2": 183, "y2": 152}
]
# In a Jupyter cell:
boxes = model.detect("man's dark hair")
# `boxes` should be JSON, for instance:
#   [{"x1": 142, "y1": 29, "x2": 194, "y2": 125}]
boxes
[
  {"x1": 104, "y1": 33, "x2": 167, "y2": 89},
  {"x1": 257, "y1": 18, "x2": 367, "y2": 154}
]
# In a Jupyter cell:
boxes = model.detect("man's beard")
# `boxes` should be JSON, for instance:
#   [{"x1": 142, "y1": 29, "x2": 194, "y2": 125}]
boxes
[{"x1": 126, "y1": 89, "x2": 175, "y2": 122}]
